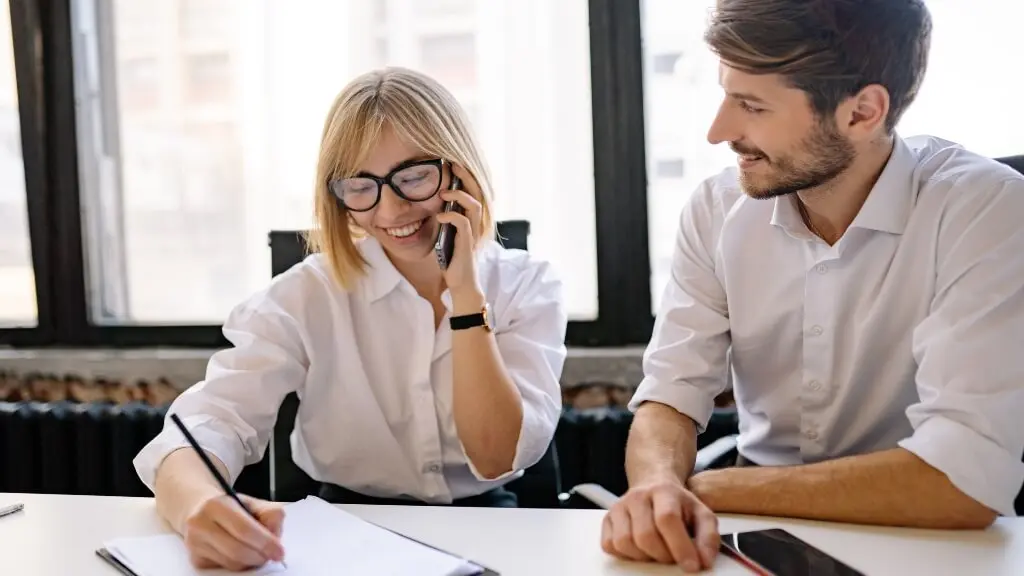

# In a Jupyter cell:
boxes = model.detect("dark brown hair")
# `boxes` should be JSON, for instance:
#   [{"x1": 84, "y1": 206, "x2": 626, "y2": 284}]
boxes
[{"x1": 705, "y1": 0, "x2": 932, "y2": 132}]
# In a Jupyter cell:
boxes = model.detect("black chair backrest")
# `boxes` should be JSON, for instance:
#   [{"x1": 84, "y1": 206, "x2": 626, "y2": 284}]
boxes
[
  {"x1": 993, "y1": 156, "x2": 1023, "y2": 516},
  {"x1": 269, "y1": 220, "x2": 531, "y2": 277},
  {"x1": 260, "y1": 221, "x2": 563, "y2": 506},
  {"x1": 996, "y1": 155, "x2": 1024, "y2": 176}
]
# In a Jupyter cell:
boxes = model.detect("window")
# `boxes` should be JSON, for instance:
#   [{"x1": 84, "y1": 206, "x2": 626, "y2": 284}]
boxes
[
  {"x1": 642, "y1": 0, "x2": 1024, "y2": 312},
  {"x1": 652, "y1": 52, "x2": 681, "y2": 75},
  {"x1": 0, "y1": 1, "x2": 36, "y2": 327},
  {"x1": 180, "y1": 0, "x2": 235, "y2": 42},
  {"x1": 417, "y1": 0, "x2": 474, "y2": 17},
  {"x1": 655, "y1": 158, "x2": 685, "y2": 179},
  {"x1": 642, "y1": 0, "x2": 727, "y2": 311},
  {"x1": 72, "y1": 0, "x2": 599, "y2": 327},
  {"x1": 373, "y1": 36, "x2": 389, "y2": 68},
  {"x1": 13, "y1": 0, "x2": 1011, "y2": 349},
  {"x1": 419, "y1": 33, "x2": 477, "y2": 89},
  {"x1": 894, "y1": 0, "x2": 1023, "y2": 158},
  {"x1": 119, "y1": 57, "x2": 159, "y2": 109},
  {"x1": 183, "y1": 52, "x2": 232, "y2": 105}
]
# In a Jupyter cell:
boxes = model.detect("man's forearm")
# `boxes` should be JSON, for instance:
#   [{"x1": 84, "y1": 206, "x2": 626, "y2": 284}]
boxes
[
  {"x1": 689, "y1": 447, "x2": 997, "y2": 529},
  {"x1": 626, "y1": 401, "x2": 699, "y2": 486}
]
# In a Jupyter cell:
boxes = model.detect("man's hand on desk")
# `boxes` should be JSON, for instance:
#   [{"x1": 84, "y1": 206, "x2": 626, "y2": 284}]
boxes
[{"x1": 601, "y1": 477, "x2": 720, "y2": 573}]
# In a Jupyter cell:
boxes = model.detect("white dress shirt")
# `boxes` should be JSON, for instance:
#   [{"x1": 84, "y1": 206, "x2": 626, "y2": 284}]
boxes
[
  {"x1": 134, "y1": 237, "x2": 567, "y2": 503},
  {"x1": 631, "y1": 135, "x2": 1024, "y2": 516}
]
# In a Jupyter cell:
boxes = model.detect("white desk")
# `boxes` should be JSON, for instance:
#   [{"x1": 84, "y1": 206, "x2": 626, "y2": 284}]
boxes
[{"x1": 2, "y1": 492, "x2": 1022, "y2": 575}]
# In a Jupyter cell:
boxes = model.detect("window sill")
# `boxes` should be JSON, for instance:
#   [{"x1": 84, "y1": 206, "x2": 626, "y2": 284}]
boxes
[{"x1": 0, "y1": 346, "x2": 645, "y2": 391}]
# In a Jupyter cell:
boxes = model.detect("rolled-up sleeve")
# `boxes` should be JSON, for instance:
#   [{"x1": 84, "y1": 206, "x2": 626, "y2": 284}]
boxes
[
  {"x1": 628, "y1": 181, "x2": 732, "y2": 432},
  {"x1": 466, "y1": 257, "x2": 567, "y2": 481},
  {"x1": 133, "y1": 297, "x2": 309, "y2": 492},
  {"x1": 898, "y1": 178, "x2": 1024, "y2": 517}
]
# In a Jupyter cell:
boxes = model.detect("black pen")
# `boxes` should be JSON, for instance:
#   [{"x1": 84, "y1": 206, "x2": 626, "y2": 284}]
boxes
[
  {"x1": 169, "y1": 413, "x2": 286, "y2": 567},
  {"x1": 0, "y1": 502, "x2": 23, "y2": 519}
]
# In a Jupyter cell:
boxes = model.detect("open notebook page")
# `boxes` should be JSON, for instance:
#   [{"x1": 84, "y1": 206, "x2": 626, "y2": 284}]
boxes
[{"x1": 102, "y1": 496, "x2": 483, "y2": 576}]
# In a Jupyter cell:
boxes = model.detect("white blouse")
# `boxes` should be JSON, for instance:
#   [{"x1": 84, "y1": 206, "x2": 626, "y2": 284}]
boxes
[{"x1": 134, "y1": 237, "x2": 567, "y2": 503}]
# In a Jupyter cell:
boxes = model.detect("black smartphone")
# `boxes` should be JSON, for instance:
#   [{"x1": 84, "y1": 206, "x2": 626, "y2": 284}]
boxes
[
  {"x1": 434, "y1": 174, "x2": 463, "y2": 270},
  {"x1": 719, "y1": 529, "x2": 865, "y2": 576}
]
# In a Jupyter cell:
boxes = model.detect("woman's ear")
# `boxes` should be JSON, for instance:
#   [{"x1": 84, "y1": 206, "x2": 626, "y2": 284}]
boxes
[{"x1": 450, "y1": 163, "x2": 481, "y2": 197}]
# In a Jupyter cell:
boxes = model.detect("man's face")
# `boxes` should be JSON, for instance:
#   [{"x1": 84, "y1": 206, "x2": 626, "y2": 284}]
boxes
[{"x1": 707, "y1": 64, "x2": 856, "y2": 199}]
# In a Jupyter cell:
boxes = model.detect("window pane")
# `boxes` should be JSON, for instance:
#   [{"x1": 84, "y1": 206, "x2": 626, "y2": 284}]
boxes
[
  {"x1": 0, "y1": 2, "x2": 37, "y2": 327},
  {"x1": 75, "y1": 0, "x2": 597, "y2": 324},
  {"x1": 642, "y1": 0, "x2": 1023, "y2": 312},
  {"x1": 894, "y1": 1, "x2": 1022, "y2": 158}
]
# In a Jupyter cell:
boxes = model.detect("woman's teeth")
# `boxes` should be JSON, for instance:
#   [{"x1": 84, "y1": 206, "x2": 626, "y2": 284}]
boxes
[{"x1": 385, "y1": 219, "x2": 423, "y2": 238}]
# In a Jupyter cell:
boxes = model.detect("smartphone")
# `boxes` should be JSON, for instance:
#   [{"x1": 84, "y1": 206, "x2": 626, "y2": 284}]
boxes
[
  {"x1": 434, "y1": 174, "x2": 463, "y2": 270},
  {"x1": 719, "y1": 529, "x2": 865, "y2": 576}
]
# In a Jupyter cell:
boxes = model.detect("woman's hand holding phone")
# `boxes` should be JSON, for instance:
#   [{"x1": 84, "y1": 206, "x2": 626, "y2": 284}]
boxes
[{"x1": 435, "y1": 164, "x2": 484, "y2": 296}]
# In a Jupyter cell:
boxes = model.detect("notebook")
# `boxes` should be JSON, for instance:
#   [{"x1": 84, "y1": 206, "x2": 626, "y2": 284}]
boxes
[{"x1": 96, "y1": 496, "x2": 498, "y2": 575}]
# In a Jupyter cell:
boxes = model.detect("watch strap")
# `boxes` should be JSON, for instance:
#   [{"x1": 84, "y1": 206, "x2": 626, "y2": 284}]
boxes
[{"x1": 450, "y1": 312, "x2": 486, "y2": 330}]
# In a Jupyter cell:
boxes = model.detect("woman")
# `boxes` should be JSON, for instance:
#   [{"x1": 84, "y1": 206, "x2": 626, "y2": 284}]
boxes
[{"x1": 133, "y1": 67, "x2": 567, "y2": 571}]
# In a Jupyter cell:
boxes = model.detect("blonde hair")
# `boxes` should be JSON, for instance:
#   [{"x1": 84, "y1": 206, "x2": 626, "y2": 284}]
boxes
[{"x1": 308, "y1": 67, "x2": 496, "y2": 290}]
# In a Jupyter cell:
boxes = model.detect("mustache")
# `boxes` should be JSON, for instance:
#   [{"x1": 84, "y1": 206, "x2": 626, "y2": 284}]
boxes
[{"x1": 729, "y1": 142, "x2": 766, "y2": 157}]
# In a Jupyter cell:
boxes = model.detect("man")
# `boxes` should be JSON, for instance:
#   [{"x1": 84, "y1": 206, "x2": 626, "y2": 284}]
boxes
[{"x1": 602, "y1": 0, "x2": 1024, "y2": 572}]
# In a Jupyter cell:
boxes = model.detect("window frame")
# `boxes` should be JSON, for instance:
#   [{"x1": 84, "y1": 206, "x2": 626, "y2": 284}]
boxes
[
  {"x1": 5, "y1": 0, "x2": 54, "y2": 346},
  {"x1": 1, "y1": 0, "x2": 655, "y2": 349}
]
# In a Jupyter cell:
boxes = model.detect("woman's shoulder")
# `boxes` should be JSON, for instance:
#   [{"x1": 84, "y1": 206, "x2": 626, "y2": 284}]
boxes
[
  {"x1": 478, "y1": 240, "x2": 563, "y2": 301},
  {"x1": 229, "y1": 253, "x2": 340, "y2": 323}
]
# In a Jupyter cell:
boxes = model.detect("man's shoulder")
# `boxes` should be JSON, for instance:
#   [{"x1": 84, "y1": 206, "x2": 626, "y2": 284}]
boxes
[
  {"x1": 905, "y1": 134, "x2": 1023, "y2": 193},
  {"x1": 232, "y1": 253, "x2": 336, "y2": 317},
  {"x1": 476, "y1": 240, "x2": 561, "y2": 296},
  {"x1": 903, "y1": 135, "x2": 1024, "y2": 257}
]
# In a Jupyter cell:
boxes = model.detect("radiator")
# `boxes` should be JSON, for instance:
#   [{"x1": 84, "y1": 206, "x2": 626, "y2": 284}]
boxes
[
  {"x1": 0, "y1": 401, "x2": 165, "y2": 496},
  {"x1": 554, "y1": 407, "x2": 738, "y2": 496},
  {"x1": 0, "y1": 401, "x2": 738, "y2": 502}
]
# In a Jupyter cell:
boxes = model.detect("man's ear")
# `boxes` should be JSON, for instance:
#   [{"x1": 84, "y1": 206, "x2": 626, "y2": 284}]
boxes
[{"x1": 836, "y1": 84, "x2": 890, "y2": 141}]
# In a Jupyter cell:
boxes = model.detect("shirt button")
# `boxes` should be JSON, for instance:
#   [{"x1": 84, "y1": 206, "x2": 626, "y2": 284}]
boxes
[
  {"x1": 804, "y1": 429, "x2": 819, "y2": 440},
  {"x1": 426, "y1": 463, "x2": 442, "y2": 474},
  {"x1": 810, "y1": 325, "x2": 824, "y2": 336},
  {"x1": 808, "y1": 380, "x2": 822, "y2": 391},
  {"x1": 816, "y1": 264, "x2": 828, "y2": 274}
]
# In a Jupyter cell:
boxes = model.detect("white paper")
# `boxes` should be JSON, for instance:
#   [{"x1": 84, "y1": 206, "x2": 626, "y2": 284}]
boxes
[
  {"x1": 105, "y1": 534, "x2": 286, "y2": 576},
  {"x1": 103, "y1": 496, "x2": 481, "y2": 576}
]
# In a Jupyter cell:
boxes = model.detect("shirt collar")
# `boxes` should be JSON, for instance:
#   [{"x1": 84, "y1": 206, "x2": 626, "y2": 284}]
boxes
[
  {"x1": 770, "y1": 194, "x2": 807, "y2": 237},
  {"x1": 770, "y1": 135, "x2": 917, "y2": 236},
  {"x1": 847, "y1": 135, "x2": 916, "y2": 235},
  {"x1": 358, "y1": 236, "x2": 404, "y2": 302},
  {"x1": 357, "y1": 236, "x2": 495, "y2": 303}
]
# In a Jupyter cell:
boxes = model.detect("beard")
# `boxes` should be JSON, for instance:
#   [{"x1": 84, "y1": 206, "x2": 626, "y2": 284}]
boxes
[{"x1": 733, "y1": 119, "x2": 855, "y2": 200}]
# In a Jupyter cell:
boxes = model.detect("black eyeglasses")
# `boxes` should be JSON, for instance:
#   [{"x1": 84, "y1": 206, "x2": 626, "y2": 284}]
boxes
[{"x1": 329, "y1": 158, "x2": 448, "y2": 212}]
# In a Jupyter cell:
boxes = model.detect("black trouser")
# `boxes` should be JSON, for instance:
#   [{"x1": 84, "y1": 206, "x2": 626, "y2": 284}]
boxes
[
  {"x1": 318, "y1": 483, "x2": 519, "y2": 508},
  {"x1": 734, "y1": 452, "x2": 760, "y2": 467}
]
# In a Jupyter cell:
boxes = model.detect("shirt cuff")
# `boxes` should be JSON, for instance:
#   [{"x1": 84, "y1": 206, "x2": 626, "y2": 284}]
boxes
[
  {"x1": 133, "y1": 414, "x2": 248, "y2": 493},
  {"x1": 898, "y1": 415, "x2": 1024, "y2": 517},
  {"x1": 627, "y1": 376, "x2": 715, "y2": 434}
]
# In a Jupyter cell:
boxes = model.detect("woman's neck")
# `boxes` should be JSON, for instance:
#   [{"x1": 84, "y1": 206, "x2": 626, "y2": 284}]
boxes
[{"x1": 391, "y1": 254, "x2": 446, "y2": 302}]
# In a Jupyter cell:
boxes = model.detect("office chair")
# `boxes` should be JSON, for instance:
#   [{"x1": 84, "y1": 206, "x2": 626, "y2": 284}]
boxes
[
  {"x1": 254, "y1": 221, "x2": 565, "y2": 507},
  {"x1": 996, "y1": 156, "x2": 1024, "y2": 515},
  {"x1": 996, "y1": 155, "x2": 1023, "y2": 175}
]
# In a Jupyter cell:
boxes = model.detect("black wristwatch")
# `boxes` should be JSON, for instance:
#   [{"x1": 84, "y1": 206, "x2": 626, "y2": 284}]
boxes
[{"x1": 450, "y1": 303, "x2": 492, "y2": 332}]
